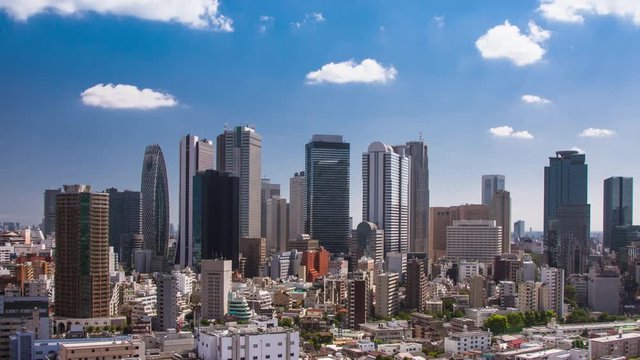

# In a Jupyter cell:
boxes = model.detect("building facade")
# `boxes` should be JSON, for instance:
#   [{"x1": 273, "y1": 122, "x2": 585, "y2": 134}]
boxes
[
  {"x1": 446, "y1": 220, "x2": 502, "y2": 263},
  {"x1": 43, "y1": 188, "x2": 61, "y2": 238},
  {"x1": 201, "y1": 260, "x2": 232, "y2": 321},
  {"x1": 481, "y1": 175, "x2": 505, "y2": 206},
  {"x1": 105, "y1": 188, "x2": 142, "y2": 259},
  {"x1": 288, "y1": 171, "x2": 307, "y2": 241},
  {"x1": 603, "y1": 176, "x2": 633, "y2": 252},
  {"x1": 489, "y1": 190, "x2": 511, "y2": 254},
  {"x1": 141, "y1": 144, "x2": 170, "y2": 272}
]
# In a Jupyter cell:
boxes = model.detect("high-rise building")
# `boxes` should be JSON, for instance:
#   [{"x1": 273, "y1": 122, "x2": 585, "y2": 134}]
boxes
[
  {"x1": 305, "y1": 135, "x2": 350, "y2": 254},
  {"x1": 289, "y1": 172, "x2": 306, "y2": 241},
  {"x1": 553, "y1": 204, "x2": 590, "y2": 274},
  {"x1": 350, "y1": 221, "x2": 384, "y2": 263},
  {"x1": 177, "y1": 134, "x2": 214, "y2": 268},
  {"x1": 481, "y1": 175, "x2": 505, "y2": 206},
  {"x1": 261, "y1": 179, "x2": 281, "y2": 238},
  {"x1": 55, "y1": 185, "x2": 110, "y2": 318},
  {"x1": 429, "y1": 204, "x2": 490, "y2": 262},
  {"x1": 201, "y1": 260, "x2": 232, "y2": 321},
  {"x1": 544, "y1": 150, "x2": 589, "y2": 271},
  {"x1": 588, "y1": 266, "x2": 621, "y2": 315},
  {"x1": 105, "y1": 188, "x2": 142, "y2": 259},
  {"x1": 513, "y1": 220, "x2": 525, "y2": 239},
  {"x1": 156, "y1": 274, "x2": 177, "y2": 331},
  {"x1": 469, "y1": 275, "x2": 485, "y2": 308},
  {"x1": 266, "y1": 196, "x2": 288, "y2": 254},
  {"x1": 239, "y1": 238, "x2": 266, "y2": 278},
  {"x1": 194, "y1": 170, "x2": 240, "y2": 268},
  {"x1": 446, "y1": 220, "x2": 502, "y2": 263},
  {"x1": 518, "y1": 281, "x2": 542, "y2": 313},
  {"x1": 362, "y1": 142, "x2": 411, "y2": 254},
  {"x1": 375, "y1": 272, "x2": 399, "y2": 318},
  {"x1": 217, "y1": 126, "x2": 262, "y2": 239},
  {"x1": 603, "y1": 177, "x2": 633, "y2": 252},
  {"x1": 141, "y1": 144, "x2": 170, "y2": 272},
  {"x1": 540, "y1": 266, "x2": 565, "y2": 318},
  {"x1": 394, "y1": 140, "x2": 429, "y2": 253},
  {"x1": 406, "y1": 257, "x2": 428, "y2": 312},
  {"x1": 347, "y1": 271, "x2": 371, "y2": 329},
  {"x1": 489, "y1": 190, "x2": 511, "y2": 254},
  {"x1": 43, "y1": 188, "x2": 61, "y2": 238}
]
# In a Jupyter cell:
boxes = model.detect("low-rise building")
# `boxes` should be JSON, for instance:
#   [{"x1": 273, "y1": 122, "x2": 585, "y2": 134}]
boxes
[
  {"x1": 359, "y1": 320, "x2": 411, "y2": 341},
  {"x1": 590, "y1": 332, "x2": 640, "y2": 359},
  {"x1": 196, "y1": 325, "x2": 299, "y2": 360},
  {"x1": 444, "y1": 329, "x2": 491, "y2": 354}
]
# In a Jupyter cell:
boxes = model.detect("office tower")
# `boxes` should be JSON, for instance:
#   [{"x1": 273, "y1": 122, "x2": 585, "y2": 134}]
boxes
[
  {"x1": 386, "y1": 252, "x2": 408, "y2": 281},
  {"x1": 481, "y1": 175, "x2": 505, "y2": 206},
  {"x1": 239, "y1": 238, "x2": 266, "y2": 278},
  {"x1": 288, "y1": 234, "x2": 319, "y2": 252},
  {"x1": 261, "y1": 179, "x2": 281, "y2": 238},
  {"x1": 55, "y1": 185, "x2": 110, "y2": 318},
  {"x1": 141, "y1": 144, "x2": 170, "y2": 272},
  {"x1": 347, "y1": 271, "x2": 371, "y2": 329},
  {"x1": 177, "y1": 134, "x2": 214, "y2": 268},
  {"x1": 105, "y1": 188, "x2": 142, "y2": 258},
  {"x1": 540, "y1": 266, "x2": 565, "y2": 318},
  {"x1": 553, "y1": 204, "x2": 591, "y2": 274},
  {"x1": 446, "y1": 220, "x2": 502, "y2": 263},
  {"x1": 429, "y1": 204, "x2": 490, "y2": 263},
  {"x1": 406, "y1": 257, "x2": 428, "y2": 312},
  {"x1": 289, "y1": 172, "x2": 307, "y2": 241},
  {"x1": 156, "y1": 274, "x2": 177, "y2": 331},
  {"x1": 514, "y1": 220, "x2": 525, "y2": 239},
  {"x1": 394, "y1": 140, "x2": 430, "y2": 253},
  {"x1": 194, "y1": 170, "x2": 240, "y2": 268},
  {"x1": 266, "y1": 196, "x2": 288, "y2": 254},
  {"x1": 217, "y1": 126, "x2": 262, "y2": 238},
  {"x1": 375, "y1": 272, "x2": 399, "y2": 318},
  {"x1": 612, "y1": 225, "x2": 640, "y2": 254},
  {"x1": 120, "y1": 233, "x2": 143, "y2": 270},
  {"x1": 543, "y1": 150, "x2": 589, "y2": 271},
  {"x1": 469, "y1": 275, "x2": 485, "y2": 308},
  {"x1": 201, "y1": 259, "x2": 232, "y2": 321},
  {"x1": 351, "y1": 221, "x2": 384, "y2": 263},
  {"x1": 362, "y1": 142, "x2": 411, "y2": 254},
  {"x1": 301, "y1": 247, "x2": 330, "y2": 282},
  {"x1": 489, "y1": 190, "x2": 511, "y2": 254},
  {"x1": 305, "y1": 135, "x2": 350, "y2": 254},
  {"x1": 603, "y1": 177, "x2": 633, "y2": 251},
  {"x1": 588, "y1": 266, "x2": 621, "y2": 315},
  {"x1": 43, "y1": 188, "x2": 61, "y2": 238}
]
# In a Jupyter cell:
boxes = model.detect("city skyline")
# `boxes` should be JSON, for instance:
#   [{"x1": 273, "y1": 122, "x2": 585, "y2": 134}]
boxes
[{"x1": 3, "y1": 1, "x2": 640, "y2": 231}]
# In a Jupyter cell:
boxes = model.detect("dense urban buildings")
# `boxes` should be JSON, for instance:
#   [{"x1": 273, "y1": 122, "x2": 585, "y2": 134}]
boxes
[
  {"x1": 141, "y1": 144, "x2": 170, "y2": 272},
  {"x1": 481, "y1": 174, "x2": 505, "y2": 206},
  {"x1": 603, "y1": 176, "x2": 633, "y2": 252},
  {"x1": 305, "y1": 135, "x2": 350, "y2": 254},
  {"x1": 446, "y1": 220, "x2": 501, "y2": 263},
  {"x1": 177, "y1": 134, "x2": 214, "y2": 268},
  {"x1": 429, "y1": 204, "x2": 490, "y2": 262}
]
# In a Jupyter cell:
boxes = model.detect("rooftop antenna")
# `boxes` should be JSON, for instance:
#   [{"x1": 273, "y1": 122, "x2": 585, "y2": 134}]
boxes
[{"x1": 419, "y1": 131, "x2": 423, "y2": 142}]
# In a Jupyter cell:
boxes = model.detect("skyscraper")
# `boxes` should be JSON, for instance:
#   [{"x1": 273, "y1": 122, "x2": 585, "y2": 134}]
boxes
[
  {"x1": 141, "y1": 144, "x2": 170, "y2": 272},
  {"x1": 446, "y1": 220, "x2": 502, "y2": 263},
  {"x1": 217, "y1": 126, "x2": 262, "y2": 238},
  {"x1": 394, "y1": 140, "x2": 429, "y2": 253},
  {"x1": 239, "y1": 237, "x2": 266, "y2": 278},
  {"x1": 266, "y1": 196, "x2": 288, "y2": 254},
  {"x1": 289, "y1": 171, "x2": 306, "y2": 241},
  {"x1": 105, "y1": 188, "x2": 142, "y2": 258},
  {"x1": 156, "y1": 273, "x2": 177, "y2": 331},
  {"x1": 43, "y1": 188, "x2": 61, "y2": 238},
  {"x1": 55, "y1": 185, "x2": 110, "y2": 318},
  {"x1": 514, "y1": 220, "x2": 525, "y2": 239},
  {"x1": 482, "y1": 175, "x2": 505, "y2": 206},
  {"x1": 362, "y1": 141, "x2": 411, "y2": 254},
  {"x1": 305, "y1": 135, "x2": 350, "y2": 254},
  {"x1": 406, "y1": 257, "x2": 428, "y2": 312},
  {"x1": 261, "y1": 179, "x2": 281, "y2": 238},
  {"x1": 489, "y1": 190, "x2": 511, "y2": 254},
  {"x1": 351, "y1": 221, "x2": 384, "y2": 263},
  {"x1": 603, "y1": 176, "x2": 633, "y2": 251},
  {"x1": 177, "y1": 134, "x2": 214, "y2": 268},
  {"x1": 194, "y1": 170, "x2": 240, "y2": 268}
]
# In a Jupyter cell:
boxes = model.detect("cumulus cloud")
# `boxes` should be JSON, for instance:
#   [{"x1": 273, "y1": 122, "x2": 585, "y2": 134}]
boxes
[
  {"x1": 433, "y1": 15, "x2": 445, "y2": 28},
  {"x1": 0, "y1": 0, "x2": 233, "y2": 31},
  {"x1": 291, "y1": 12, "x2": 325, "y2": 29},
  {"x1": 259, "y1": 15, "x2": 274, "y2": 33},
  {"x1": 522, "y1": 94, "x2": 552, "y2": 104},
  {"x1": 539, "y1": 0, "x2": 640, "y2": 25},
  {"x1": 476, "y1": 20, "x2": 550, "y2": 66},
  {"x1": 305, "y1": 59, "x2": 397, "y2": 85},
  {"x1": 81, "y1": 83, "x2": 177, "y2": 110},
  {"x1": 579, "y1": 128, "x2": 616, "y2": 137},
  {"x1": 489, "y1": 126, "x2": 534, "y2": 139}
]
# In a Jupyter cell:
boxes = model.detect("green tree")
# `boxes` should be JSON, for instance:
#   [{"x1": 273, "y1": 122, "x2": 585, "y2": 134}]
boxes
[
  {"x1": 200, "y1": 319, "x2": 211, "y2": 326},
  {"x1": 565, "y1": 285, "x2": 578, "y2": 308},
  {"x1": 565, "y1": 309, "x2": 589, "y2": 324},
  {"x1": 484, "y1": 314, "x2": 509, "y2": 334},
  {"x1": 279, "y1": 318, "x2": 293, "y2": 327},
  {"x1": 506, "y1": 312, "x2": 525, "y2": 330},
  {"x1": 86, "y1": 325, "x2": 94, "y2": 334}
]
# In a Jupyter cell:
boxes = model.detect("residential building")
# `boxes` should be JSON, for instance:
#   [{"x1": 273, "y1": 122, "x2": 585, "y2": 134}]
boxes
[
  {"x1": 156, "y1": 274, "x2": 177, "y2": 331},
  {"x1": 540, "y1": 266, "x2": 565, "y2": 318},
  {"x1": 375, "y1": 272, "x2": 399, "y2": 318},
  {"x1": 590, "y1": 332, "x2": 640, "y2": 359},
  {"x1": 446, "y1": 220, "x2": 502, "y2": 263},
  {"x1": 289, "y1": 172, "x2": 306, "y2": 241},
  {"x1": 300, "y1": 247, "x2": 330, "y2": 282},
  {"x1": 482, "y1": 175, "x2": 505, "y2": 206},
  {"x1": 359, "y1": 320, "x2": 411, "y2": 341},
  {"x1": 201, "y1": 260, "x2": 232, "y2": 321},
  {"x1": 458, "y1": 260, "x2": 481, "y2": 283},
  {"x1": 406, "y1": 257, "x2": 428, "y2": 312},
  {"x1": 444, "y1": 329, "x2": 492, "y2": 353},
  {"x1": 57, "y1": 337, "x2": 145, "y2": 359},
  {"x1": 141, "y1": 144, "x2": 170, "y2": 272},
  {"x1": 469, "y1": 275, "x2": 485, "y2": 308},
  {"x1": 518, "y1": 281, "x2": 542, "y2": 313},
  {"x1": 348, "y1": 271, "x2": 371, "y2": 329},
  {"x1": 603, "y1": 177, "x2": 633, "y2": 252}
]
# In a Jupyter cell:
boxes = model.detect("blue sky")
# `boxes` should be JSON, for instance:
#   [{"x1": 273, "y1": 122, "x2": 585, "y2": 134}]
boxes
[{"x1": 1, "y1": 0, "x2": 640, "y2": 231}]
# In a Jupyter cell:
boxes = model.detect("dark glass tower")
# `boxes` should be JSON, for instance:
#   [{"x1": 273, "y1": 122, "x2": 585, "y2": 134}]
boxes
[
  {"x1": 105, "y1": 188, "x2": 142, "y2": 257},
  {"x1": 141, "y1": 144, "x2": 170, "y2": 272},
  {"x1": 603, "y1": 176, "x2": 633, "y2": 252},
  {"x1": 194, "y1": 170, "x2": 240, "y2": 269},
  {"x1": 43, "y1": 188, "x2": 61, "y2": 238},
  {"x1": 305, "y1": 135, "x2": 350, "y2": 254}
]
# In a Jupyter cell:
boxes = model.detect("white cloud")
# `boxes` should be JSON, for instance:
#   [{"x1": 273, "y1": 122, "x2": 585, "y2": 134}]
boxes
[
  {"x1": 309, "y1": 12, "x2": 325, "y2": 23},
  {"x1": 475, "y1": 20, "x2": 550, "y2": 66},
  {"x1": 0, "y1": 0, "x2": 233, "y2": 31},
  {"x1": 259, "y1": 15, "x2": 274, "y2": 34},
  {"x1": 433, "y1": 15, "x2": 445, "y2": 28},
  {"x1": 305, "y1": 59, "x2": 397, "y2": 85},
  {"x1": 539, "y1": 0, "x2": 640, "y2": 25},
  {"x1": 570, "y1": 146, "x2": 585, "y2": 153},
  {"x1": 522, "y1": 94, "x2": 552, "y2": 104},
  {"x1": 81, "y1": 83, "x2": 177, "y2": 110},
  {"x1": 291, "y1": 12, "x2": 325, "y2": 29},
  {"x1": 579, "y1": 127, "x2": 616, "y2": 137},
  {"x1": 489, "y1": 126, "x2": 534, "y2": 139}
]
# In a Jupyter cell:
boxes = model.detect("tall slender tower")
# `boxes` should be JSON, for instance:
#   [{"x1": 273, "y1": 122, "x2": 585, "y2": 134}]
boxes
[
  {"x1": 141, "y1": 144, "x2": 170, "y2": 272},
  {"x1": 489, "y1": 190, "x2": 511, "y2": 254},
  {"x1": 266, "y1": 196, "x2": 288, "y2": 254},
  {"x1": 482, "y1": 175, "x2": 505, "y2": 206},
  {"x1": 177, "y1": 135, "x2": 214, "y2": 268},
  {"x1": 261, "y1": 179, "x2": 281, "y2": 238},
  {"x1": 305, "y1": 135, "x2": 350, "y2": 254},
  {"x1": 603, "y1": 176, "x2": 633, "y2": 251},
  {"x1": 105, "y1": 188, "x2": 142, "y2": 258},
  {"x1": 55, "y1": 185, "x2": 110, "y2": 318},
  {"x1": 43, "y1": 188, "x2": 61, "y2": 238},
  {"x1": 362, "y1": 141, "x2": 411, "y2": 254},
  {"x1": 289, "y1": 172, "x2": 307, "y2": 241},
  {"x1": 217, "y1": 126, "x2": 262, "y2": 238}
]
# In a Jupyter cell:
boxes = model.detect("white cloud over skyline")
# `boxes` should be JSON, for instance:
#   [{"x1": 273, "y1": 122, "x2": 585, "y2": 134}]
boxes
[
  {"x1": 476, "y1": 20, "x2": 550, "y2": 66},
  {"x1": 81, "y1": 83, "x2": 178, "y2": 110},
  {"x1": 539, "y1": 0, "x2": 640, "y2": 25},
  {"x1": 579, "y1": 127, "x2": 616, "y2": 137},
  {"x1": 0, "y1": 0, "x2": 233, "y2": 31},
  {"x1": 489, "y1": 125, "x2": 534, "y2": 139},
  {"x1": 305, "y1": 59, "x2": 397, "y2": 84},
  {"x1": 522, "y1": 94, "x2": 552, "y2": 104}
]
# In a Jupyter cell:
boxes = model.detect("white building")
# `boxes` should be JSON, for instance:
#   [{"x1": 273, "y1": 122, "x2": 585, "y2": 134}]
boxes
[
  {"x1": 458, "y1": 260, "x2": 481, "y2": 283},
  {"x1": 377, "y1": 342, "x2": 422, "y2": 356},
  {"x1": 588, "y1": 266, "x2": 621, "y2": 315},
  {"x1": 518, "y1": 281, "x2": 542, "y2": 313},
  {"x1": 386, "y1": 252, "x2": 407, "y2": 281},
  {"x1": 446, "y1": 220, "x2": 502, "y2": 263},
  {"x1": 540, "y1": 266, "x2": 565, "y2": 318},
  {"x1": 288, "y1": 172, "x2": 306, "y2": 241},
  {"x1": 197, "y1": 325, "x2": 299, "y2": 360},
  {"x1": 375, "y1": 272, "x2": 399, "y2": 318},
  {"x1": 201, "y1": 259, "x2": 231, "y2": 321},
  {"x1": 444, "y1": 329, "x2": 492, "y2": 353}
]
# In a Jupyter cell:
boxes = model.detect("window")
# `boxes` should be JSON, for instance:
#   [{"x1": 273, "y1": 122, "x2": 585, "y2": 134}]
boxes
[{"x1": 253, "y1": 344, "x2": 258, "y2": 348}]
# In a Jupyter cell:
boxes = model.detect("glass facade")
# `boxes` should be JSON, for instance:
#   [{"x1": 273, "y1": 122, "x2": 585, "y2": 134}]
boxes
[
  {"x1": 604, "y1": 176, "x2": 634, "y2": 251},
  {"x1": 141, "y1": 144, "x2": 170, "y2": 271}
]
